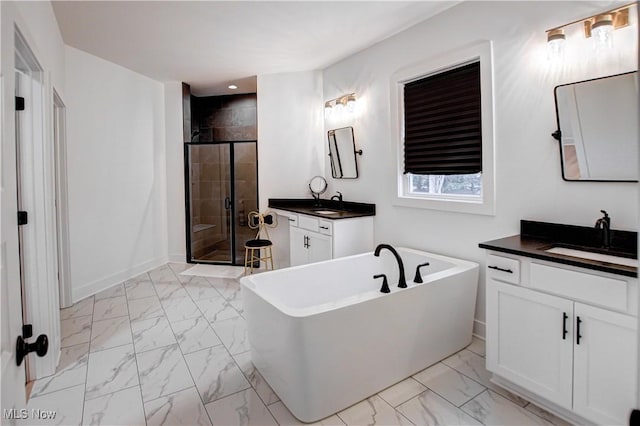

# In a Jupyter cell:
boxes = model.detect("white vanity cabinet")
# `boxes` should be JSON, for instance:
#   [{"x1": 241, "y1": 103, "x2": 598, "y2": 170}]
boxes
[
  {"x1": 285, "y1": 213, "x2": 373, "y2": 267},
  {"x1": 485, "y1": 252, "x2": 638, "y2": 425},
  {"x1": 290, "y1": 226, "x2": 332, "y2": 266}
]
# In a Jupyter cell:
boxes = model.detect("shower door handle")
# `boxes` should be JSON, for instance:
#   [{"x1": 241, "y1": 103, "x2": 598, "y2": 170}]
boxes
[{"x1": 224, "y1": 197, "x2": 231, "y2": 210}]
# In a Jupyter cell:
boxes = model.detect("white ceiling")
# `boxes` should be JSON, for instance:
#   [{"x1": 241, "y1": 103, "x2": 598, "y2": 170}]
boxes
[{"x1": 52, "y1": 1, "x2": 458, "y2": 96}]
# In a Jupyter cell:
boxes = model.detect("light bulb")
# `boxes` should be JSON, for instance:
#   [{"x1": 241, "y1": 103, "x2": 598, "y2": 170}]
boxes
[
  {"x1": 324, "y1": 101, "x2": 333, "y2": 118},
  {"x1": 346, "y1": 94, "x2": 356, "y2": 113},
  {"x1": 592, "y1": 14, "x2": 613, "y2": 51},
  {"x1": 547, "y1": 29, "x2": 565, "y2": 61}
]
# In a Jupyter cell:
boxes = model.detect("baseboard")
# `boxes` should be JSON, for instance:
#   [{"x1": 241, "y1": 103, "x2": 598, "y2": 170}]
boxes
[
  {"x1": 73, "y1": 256, "x2": 169, "y2": 302},
  {"x1": 473, "y1": 319, "x2": 486, "y2": 339},
  {"x1": 168, "y1": 253, "x2": 187, "y2": 263}
]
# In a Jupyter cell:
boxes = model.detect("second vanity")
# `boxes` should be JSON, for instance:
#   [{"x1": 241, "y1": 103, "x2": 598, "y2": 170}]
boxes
[
  {"x1": 268, "y1": 198, "x2": 375, "y2": 267},
  {"x1": 480, "y1": 220, "x2": 638, "y2": 426}
]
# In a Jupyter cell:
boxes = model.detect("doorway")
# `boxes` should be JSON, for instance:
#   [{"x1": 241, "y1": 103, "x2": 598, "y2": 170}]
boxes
[
  {"x1": 53, "y1": 90, "x2": 72, "y2": 309},
  {"x1": 184, "y1": 93, "x2": 258, "y2": 266},
  {"x1": 185, "y1": 141, "x2": 258, "y2": 265}
]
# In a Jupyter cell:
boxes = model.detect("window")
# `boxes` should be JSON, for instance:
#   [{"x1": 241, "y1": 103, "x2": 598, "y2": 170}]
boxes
[{"x1": 391, "y1": 41, "x2": 495, "y2": 215}]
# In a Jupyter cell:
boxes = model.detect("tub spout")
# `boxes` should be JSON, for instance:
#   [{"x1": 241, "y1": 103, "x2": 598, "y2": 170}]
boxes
[
  {"x1": 374, "y1": 244, "x2": 407, "y2": 288},
  {"x1": 373, "y1": 274, "x2": 390, "y2": 293},
  {"x1": 413, "y1": 262, "x2": 430, "y2": 283}
]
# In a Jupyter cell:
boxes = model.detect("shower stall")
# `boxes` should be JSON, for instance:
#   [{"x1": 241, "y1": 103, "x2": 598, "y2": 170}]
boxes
[{"x1": 184, "y1": 93, "x2": 258, "y2": 265}]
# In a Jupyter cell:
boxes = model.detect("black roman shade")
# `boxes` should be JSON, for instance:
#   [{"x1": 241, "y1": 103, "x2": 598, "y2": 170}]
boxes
[{"x1": 403, "y1": 61, "x2": 482, "y2": 175}]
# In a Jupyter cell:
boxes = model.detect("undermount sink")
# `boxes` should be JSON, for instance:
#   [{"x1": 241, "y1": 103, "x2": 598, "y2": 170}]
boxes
[
  {"x1": 312, "y1": 209, "x2": 343, "y2": 215},
  {"x1": 544, "y1": 246, "x2": 638, "y2": 268}
]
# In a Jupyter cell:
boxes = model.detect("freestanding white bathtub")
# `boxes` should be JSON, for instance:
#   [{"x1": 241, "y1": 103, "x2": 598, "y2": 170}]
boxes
[{"x1": 240, "y1": 247, "x2": 479, "y2": 422}]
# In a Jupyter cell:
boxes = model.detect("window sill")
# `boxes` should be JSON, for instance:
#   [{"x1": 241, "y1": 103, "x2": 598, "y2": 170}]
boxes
[{"x1": 394, "y1": 194, "x2": 495, "y2": 216}]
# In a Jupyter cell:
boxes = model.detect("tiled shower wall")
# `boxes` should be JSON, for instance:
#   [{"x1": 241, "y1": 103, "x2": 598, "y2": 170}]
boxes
[{"x1": 192, "y1": 94, "x2": 257, "y2": 142}]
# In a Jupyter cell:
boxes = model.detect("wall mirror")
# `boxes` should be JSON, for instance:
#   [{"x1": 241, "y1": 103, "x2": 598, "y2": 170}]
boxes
[
  {"x1": 553, "y1": 71, "x2": 638, "y2": 182},
  {"x1": 328, "y1": 127, "x2": 362, "y2": 179}
]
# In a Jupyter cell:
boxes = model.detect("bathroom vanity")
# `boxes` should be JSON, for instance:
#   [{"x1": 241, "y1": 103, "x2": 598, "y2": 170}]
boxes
[
  {"x1": 268, "y1": 198, "x2": 375, "y2": 267},
  {"x1": 480, "y1": 220, "x2": 638, "y2": 425}
]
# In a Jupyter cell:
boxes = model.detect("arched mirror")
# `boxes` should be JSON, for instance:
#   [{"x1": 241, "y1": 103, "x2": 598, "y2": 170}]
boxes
[{"x1": 328, "y1": 127, "x2": 362, "y2": 179}]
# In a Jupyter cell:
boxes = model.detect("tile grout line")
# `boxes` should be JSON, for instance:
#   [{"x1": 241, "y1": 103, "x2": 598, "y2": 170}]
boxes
[
  {"x1": 80, "y1": 295, "x2": 95, "y2": 424},
  {"x1": 124, "y1": 276, "x2": 150, "y2": 425},
  {"x1": 157, "y1": 265, "x2": 216, "y2": 425},
  {"x1": 441, "y1": 350, "x2": 527, "y2": 408},
  {"x1": 178, "y1": 267, "x2": 278, "y2": 423}
]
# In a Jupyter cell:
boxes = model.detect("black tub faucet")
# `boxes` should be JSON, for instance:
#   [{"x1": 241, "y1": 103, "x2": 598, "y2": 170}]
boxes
[
  {"x1": 374, "y1": 244, "x2": 407, "y2": 288},
  {"x1": 595, "y1": 210, "x2": 611, "y2": 249},
  {"x1": 413, "y1": 262, "x2": 430, "y2": 283},
  {"x1": 373, "y1": 274, "x2": 390, "y2": 293}
]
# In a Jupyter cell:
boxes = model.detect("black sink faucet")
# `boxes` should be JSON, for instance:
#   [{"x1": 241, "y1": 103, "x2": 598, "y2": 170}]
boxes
[
  {"x1": 595, "y1": 210, "x2": 611, "y2": 249},
  {"x1": 331, "y1": 191, "x2": 344, "y2": 209},
  {"x1": 374, "y1": 244, "x2": 407, "y2": 288}
]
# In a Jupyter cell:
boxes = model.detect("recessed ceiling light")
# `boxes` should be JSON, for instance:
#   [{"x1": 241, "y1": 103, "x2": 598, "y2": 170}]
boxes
[{"x1": 228, "y1": 84, "x2": 238, "y2": 90}]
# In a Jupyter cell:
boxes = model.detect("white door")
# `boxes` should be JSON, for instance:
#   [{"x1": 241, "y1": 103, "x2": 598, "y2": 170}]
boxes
[
  {"x1": 289, "y1": 226, "x2": 307, "y2": 267},
  {"x1": 573, "y1": 303, "x2": 637, "y2": 425},
  {"x1": 307, "y1": 232, "x2": 332, "y2": 264},
  {"x1": 1, "y1": 72, "x2": 28, "y2": 412},
  {"x1": 486, "y1": 280, "x2": 574, "y2": 409}
]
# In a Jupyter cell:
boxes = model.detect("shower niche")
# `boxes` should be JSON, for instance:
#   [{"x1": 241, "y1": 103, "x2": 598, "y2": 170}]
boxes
[{"x1": 184, "y1": 89, "x2": 258, "y2": 265}]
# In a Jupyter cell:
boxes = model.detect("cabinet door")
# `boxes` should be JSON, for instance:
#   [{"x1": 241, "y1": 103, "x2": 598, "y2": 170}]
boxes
[
  {"x1": 307, "y1": 232, "x2": 332, "y2": 264},
  {"x1": 573, "y1": 303, "x2": 637, "y2": 425},
  {"x1": 486, "y1": 280, "x2": 574, "y2": 409},
  {"x1": 289, "y1": 226, "x2": 308, "y2": 267}
]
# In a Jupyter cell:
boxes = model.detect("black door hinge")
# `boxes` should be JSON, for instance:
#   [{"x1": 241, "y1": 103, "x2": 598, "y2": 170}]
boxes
[
  {"x1": 15, "y1": 96, "x2": 25, "y2": 111},
  {"x1": 17, "y1": 211, "x2": 28, "y2": 225}
]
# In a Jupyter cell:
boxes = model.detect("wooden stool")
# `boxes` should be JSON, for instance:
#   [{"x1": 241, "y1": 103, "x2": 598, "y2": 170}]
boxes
[{"x1": 244, "y1": 211, "x2": 277, "y2": 274}]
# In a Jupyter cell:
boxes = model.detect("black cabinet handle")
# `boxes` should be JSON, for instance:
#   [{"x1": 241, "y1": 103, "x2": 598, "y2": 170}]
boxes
[
  {"x1": 562, "y1": 312, "x2": 568, "y2": 340},
  {"x1": 288, "y1": 218, "x2": 295, "y2": 222},
  {"x1": 576, "y1": 316, "x2": 582, "y2": 345},
  {"x1": 224, "y1": 197, "x2": 231, "y2": 210},
  {"x1": 488, "y1": 265, "x2": 513, "y2": 274},
  {"x1": 320, "y1": 226, "x2": 329, "y2": 230}
]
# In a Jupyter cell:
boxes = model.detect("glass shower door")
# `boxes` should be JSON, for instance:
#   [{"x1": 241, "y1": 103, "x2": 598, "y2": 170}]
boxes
[
  {"x1": 233, "y1": 142, "x2": 258, "y2": 265},
  {"x1": 187, "y1": 143, "x2": 233, "y2": 263}
]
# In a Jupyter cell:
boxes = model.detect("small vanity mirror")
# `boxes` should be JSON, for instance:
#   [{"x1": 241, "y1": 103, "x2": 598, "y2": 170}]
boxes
[
  {"x1": 328, "y1": 127, "x2": 362, "y2": 179},
  {"x1": 554, "y1": 71, "x2": 638, "y2": 182},
  {"x1": 309, "y1": 175, "x2": 328, "y2": 200}
]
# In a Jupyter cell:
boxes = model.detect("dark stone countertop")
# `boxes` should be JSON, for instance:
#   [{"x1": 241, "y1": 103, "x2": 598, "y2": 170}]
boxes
[
  {"x1": 268, "y1": 198, "x2": 375, "y2": 220},
  {"x1": 479, "y1": 220, "x2": 637, "y2": 278}
]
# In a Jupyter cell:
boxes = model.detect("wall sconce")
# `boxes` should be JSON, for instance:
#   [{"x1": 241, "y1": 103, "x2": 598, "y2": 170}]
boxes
[
  {"x1": 324, "y1": 93, "x2": 357, "y2": 118},
  {"x1": 546, "y1": 3, "x2": 632, "y2": 59}
]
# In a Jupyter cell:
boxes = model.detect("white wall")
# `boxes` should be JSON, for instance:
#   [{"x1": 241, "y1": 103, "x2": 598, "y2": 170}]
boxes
[
  {"x1": 256, "y1": 71, "x2": 325, "y2": 268},
  {"x1": 164, "y1": 82, "x2": 186, "y2": 262},
  {"x1": 257, "y1": 71, "x2": 325, "y2": 208},
  {"x1": 65, "y1": 46, "x2": 168, "y2": 301},
  {"x1": 322, "y1": 1, "x2": 638, "y2": 334}
]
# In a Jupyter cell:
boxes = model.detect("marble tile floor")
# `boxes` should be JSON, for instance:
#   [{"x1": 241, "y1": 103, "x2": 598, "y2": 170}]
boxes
[{"x1": 24, "y1": 262, "x2": 572, "y2": 426}]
